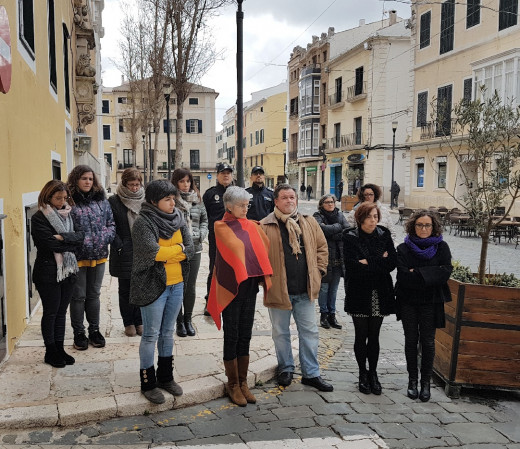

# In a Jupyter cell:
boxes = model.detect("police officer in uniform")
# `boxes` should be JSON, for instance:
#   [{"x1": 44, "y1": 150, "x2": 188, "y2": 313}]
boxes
[
  {"x1": 246, "y1": 166, "x2": 274, "y2": 221},
  {"x1": 202, "y1": 162, "x2": 234, "y2": 314}
]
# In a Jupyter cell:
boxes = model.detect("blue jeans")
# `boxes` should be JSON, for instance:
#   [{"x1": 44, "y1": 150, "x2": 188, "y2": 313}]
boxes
[
  {"x1": 70, "y1": 264, "x2": 105, "y2": 335},
  {"x1": 268, "y1": 293, "x2": 320, "y2": 378},
  {"x1": 318, "y1": 266, "x2": 342, "y2": 314},
  {"x1": 139, "y1": 282, "x2": 183, "y2": 369}
]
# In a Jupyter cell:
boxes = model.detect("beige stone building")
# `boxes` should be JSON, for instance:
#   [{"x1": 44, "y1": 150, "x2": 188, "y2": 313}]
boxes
[{"x1": 408, "y1": 0, "x2": 520, "y2": 215}]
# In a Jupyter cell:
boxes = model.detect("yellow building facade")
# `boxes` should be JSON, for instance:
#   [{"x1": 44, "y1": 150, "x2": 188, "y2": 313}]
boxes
[
  {"x1": 409, "y1": 0, "x2": 520, "y2": 215},
  {"x1": 0, "y1": 0, "x2": 103, "y2": 362}
]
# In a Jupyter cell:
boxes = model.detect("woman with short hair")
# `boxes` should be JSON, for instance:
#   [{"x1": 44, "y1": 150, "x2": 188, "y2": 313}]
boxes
[
  {"x1": 31, "y1": 180, "x2": 84, "y2": 367},
  {"x1": 130, "y1": 180, "x2": 194, "y2": 404},
  {"x1": 343, "y1": 202, "x2": 397, "y2": 395},
  {"x1": 109, "y1": 168, "x2": 145, "y2": 337},
  {"x1": 396, "y1": 210, "x2": 452, "y2": 402},
  {"x1": 207, "y1": 186, "x2": 272, "y2": 406}
]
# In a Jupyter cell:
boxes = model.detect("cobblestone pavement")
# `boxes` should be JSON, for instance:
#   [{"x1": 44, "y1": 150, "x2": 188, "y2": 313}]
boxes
[{"x1": 0, "y1": 200, "x2": 518, "y2": 448}]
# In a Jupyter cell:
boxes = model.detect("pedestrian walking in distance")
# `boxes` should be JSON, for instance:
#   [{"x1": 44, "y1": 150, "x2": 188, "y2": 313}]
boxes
[
  {"x1": 395, "y1": 210, "x2": 453, "y2": 402},
  {"x1": 130, "y1": 180, "x2": 194, "y2": 404},
  {"x1": 337, "y1": 179, "x2": 344, "y2": 200},
  {"x1": 306, "y1": 184, "x2": 313, "y2": 201},
  {"x1": 67, "y1": 165, "x2": 115, "y2": 351},
  {"x1": 31, "y1": 180, "x2": 84, "y2": 367},
  {"x1": 300, "y1": 181, "x2": 306, "y2": 200},
  {"x1": 108, "y1": 168, "x2": 145, "y2": 338},
  {"x1": 390, "y1": 181, "x2": 400, "y2": 209},
  {"x1": 343, "y1": 202, "x2": 396, "y2": 395},
  {"x1": 207, "y1": 187, "x2": 272, "y2": 406}
]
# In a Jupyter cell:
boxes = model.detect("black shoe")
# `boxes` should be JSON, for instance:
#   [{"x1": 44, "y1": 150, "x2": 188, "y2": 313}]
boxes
[
  {"x1": 327, "y1": 313, "x2": 342, "y2": 329},
  {"x1": 176, "y1": 320, "x2": 187, "y2": 337},
  {"x1": 369, "y1": 371, "x2": 382, "y2": 395},
  {"x1": 88, "y1": 330, "x2": 106, "y2": 348},
  {"x1": 358, "y1": 371, "x2": 371, "y2": 394},
  {"x1": 407, "y1": 378, "x2": 419, "y2": 399},
  {"x1": 73, "y1": 333, "x2": 89, "y2": 351},
  {"x1": 184, "y1": 319, "x2": 196, "y2": 336},
  {"x1": 419, "y1": 379, "x2": 431, "y2": 402},
  {"x1": 44, "y1": 344, "x2": 66, "y2": 368},
  {"x1": 320, "y1": 313, "x2": 330, "y2": 329},
  {"x1": 277, "y1": 371, "x2": 293, "y2": 387},
  {"x1": 203, "y1": 304, "x2": 211, "y2": 316},
  {"x1": 301, "y1": 376, "x2": 333, "y2": 392},
  {"x1": 56, "y1": 341, "x2": 75, "y2": 365}
]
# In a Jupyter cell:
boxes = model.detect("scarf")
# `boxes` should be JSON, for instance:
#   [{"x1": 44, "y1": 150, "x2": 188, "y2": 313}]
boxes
[
  {"x1": 40, "y1": 204, "x2": 79, "y2": 282},
  {"x1": 274, "y1": 206, "x2": 302, "y2": 256},
  {"x1": 116, "y1": 183, "x2": 144, "y2": 230},
  {"x1": 207, "y1": 212, "x2": 273, "y2": 329},
  {"x1": 140, "y1": 202, "x2": 185, "y2": 240},
  {"x1": 175, "y1": 190, "x2": 199, "y2": 235},
  {"x1": 319, "y1": 207, "x2": 340, "y2": 224},
  {"x1": 404, "y1": 234, "x2": 444, "y2": 260}
]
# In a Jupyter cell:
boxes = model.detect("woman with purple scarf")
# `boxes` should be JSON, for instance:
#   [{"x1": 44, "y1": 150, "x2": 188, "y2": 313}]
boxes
[{"x1": 395, "y1": 210, "x2": 453, "y2": 402}]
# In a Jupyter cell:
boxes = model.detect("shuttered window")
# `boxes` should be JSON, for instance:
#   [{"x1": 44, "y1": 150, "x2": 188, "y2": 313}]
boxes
[
  {"x1": 440, "y1": 0, "x2": 455, "y2": 55},
  {"x1": 417, "y1": 92, "x2": 428, "y2": 127},
  {"x1": 420, "y1": 11, "x2": 431, "y2": 49}
]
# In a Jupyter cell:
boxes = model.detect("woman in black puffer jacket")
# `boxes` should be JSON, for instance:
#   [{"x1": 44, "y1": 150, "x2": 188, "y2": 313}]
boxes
[
  {"x1": 395, "y1": 210, "x2": 452, "y2": 403},
  {"x1": 109, "y1": 168, "x2": 145, "y2": 337},
  {"x1": 343, "y1": 202, "x2": 396, "y2": 396}
]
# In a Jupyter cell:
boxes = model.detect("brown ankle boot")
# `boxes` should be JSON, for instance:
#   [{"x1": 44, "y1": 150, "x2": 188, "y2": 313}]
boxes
[
  {"x1": 237, "y1": 355, "x2": 256, "y2": 404},
  {"x1": 223, "y1": 359, "x2": 247, "y2": 406}
]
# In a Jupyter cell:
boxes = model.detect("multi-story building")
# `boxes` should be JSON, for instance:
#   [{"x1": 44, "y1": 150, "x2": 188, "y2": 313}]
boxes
[
  {"x1": 102, "y1": 81, "x2": 218, "y2": 193},
  {"x1": 326, "y1": 12, "x2": 412, "y2": 201},
  {"x1": 220, "y1": 105, "x2": 237, "y2": 167},
  {"x1": 0, "y1": 0, "x2": 104, "y2": 363},
  {"x1": 408, "y1": 0, "x2": 520, "y2": 214}
]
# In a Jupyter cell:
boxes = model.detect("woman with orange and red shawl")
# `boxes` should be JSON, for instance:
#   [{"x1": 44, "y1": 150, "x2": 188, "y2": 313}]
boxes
[{"x1": 207, "y1": 186, "x2": 272, "y2": 406}]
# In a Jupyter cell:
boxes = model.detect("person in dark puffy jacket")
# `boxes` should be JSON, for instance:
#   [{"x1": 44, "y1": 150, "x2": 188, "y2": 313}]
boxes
[
  {"x1": 109, "y1": 168, "x2": 145, "y2": 337},
  {"x1": 171, "y1": 168, "x2": 208, "y2": 337},
  {"x1": 313, "y1": 194, "x2": 350, "y2": 330},
  {"x1": 31, "y1": 180, "x2": 84, "y2": 368},
  {"x1": 67, "y1": 165, "x2": 115, "y2": 351}
]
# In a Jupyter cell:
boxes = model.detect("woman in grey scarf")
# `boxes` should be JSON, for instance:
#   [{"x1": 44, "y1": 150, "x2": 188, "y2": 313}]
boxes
[
  {"x1": 109, "y1": 168, "x2": 145, "y2": 337},
  {"x1": 130, "y1": 180, "x2": 194, "y2": 404}
]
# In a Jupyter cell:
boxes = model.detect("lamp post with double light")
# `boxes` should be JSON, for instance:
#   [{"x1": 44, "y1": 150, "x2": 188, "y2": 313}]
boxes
[
  {"x1": 164, "y1": 84, "x2": 172, "y2": 179},
  {"x1": 390, "y1": 120, "x2": 398, "y2": 209}
]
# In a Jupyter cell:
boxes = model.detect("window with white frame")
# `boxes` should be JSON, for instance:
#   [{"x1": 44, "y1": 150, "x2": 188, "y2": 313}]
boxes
[
  {"x1": 305, "y1": 124, "x2": 312, "y2": 155},
  {"x1": 313, "y1": 80, "x2": 320, "y2": 113},
  {"x1": 440, "y1": 0, "x2": 455, "y2": 55},
  {"x1": 19, "y1": 0, "x2": 35, "y2": 58},
  {"x1": 260, "y1": 129, "x2": 264, "y2": 144},
  {"x1": 416, "y1": 158, "x2": 425, "y2": 187},
  {"x1": 103, "y1": 125, "x2": 111, "y2": 140},
  {"x1": 48, "y1": 0, "x2": 57, "y2": 92},
  {"x1": 420, "y1": 10, "x2": 431, "y2": 49},
  {"x1": 313, "y1": 123, "x2": 319, "y2": 150},
  {"x1": 437, "y1": 157, "x2": 447, "y2": 188}
]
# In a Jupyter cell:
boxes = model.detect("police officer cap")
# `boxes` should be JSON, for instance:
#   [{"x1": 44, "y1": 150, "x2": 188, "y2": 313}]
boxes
[
  {"x1": 217, "y1": 163, "x2": 234, "y2": 173},
  {"x1": 251, "y1": 166, "x2": 264, "y2": 174}
]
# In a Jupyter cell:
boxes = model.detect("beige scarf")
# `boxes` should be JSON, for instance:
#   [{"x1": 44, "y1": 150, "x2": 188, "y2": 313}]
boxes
[{"x1": 274, "y1": 206, "x2": 302, "y2": 256}]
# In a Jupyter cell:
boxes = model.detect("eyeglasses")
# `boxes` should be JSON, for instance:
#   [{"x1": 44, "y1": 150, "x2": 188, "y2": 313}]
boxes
[
  {"x1": 322, "y1": 200, "x2": 335, "y2": 205},
  {"x1": 415, "y1": 223, "x2": 433, "y2": 229},
  {"x1": 235, "y1": 203, "x2": 251, "y2": 209},
  {"x1": 363, "y1": 193, "x2": 375, "y2": 197}
]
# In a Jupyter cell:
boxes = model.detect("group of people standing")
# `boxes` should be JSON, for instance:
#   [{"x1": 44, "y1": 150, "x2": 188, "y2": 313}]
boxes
[{"x1": 32, "y1": 164, "x2": 452, "y2": 407}]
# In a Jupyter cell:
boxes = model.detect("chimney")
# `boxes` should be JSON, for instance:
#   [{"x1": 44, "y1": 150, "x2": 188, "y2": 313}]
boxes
[
  {"x1": 359, "y1": 19, "x2": 365, "y2": 27},
  {"x1": 121, "y1": 74, "x2": 125, "y2": 84},
  {"x1": 389, "y1": 10, "x2": 397, "y2": 26}
]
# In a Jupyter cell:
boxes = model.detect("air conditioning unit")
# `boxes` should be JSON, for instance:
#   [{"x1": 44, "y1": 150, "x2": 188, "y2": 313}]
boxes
[{"x1": 74, "y1": 134, "x2": 92, "y2": 153}]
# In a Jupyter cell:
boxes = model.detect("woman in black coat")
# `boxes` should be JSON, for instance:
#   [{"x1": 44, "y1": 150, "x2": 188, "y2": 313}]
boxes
[
  {"x1": 31, "y1": 180, "x2": 84, "y2": 367},
  {"x1": 313, "y1": 194, "x2": 350, "y2": 329},
  {"x1": 343, "y1": 202, "x2": 396, "y2": 395},
  {"x1": 109, "y1": 168, "x2": 145, "y2": 337},
  {"x1": 395, "y1": 210, "x2": 452, "y2": 402}
]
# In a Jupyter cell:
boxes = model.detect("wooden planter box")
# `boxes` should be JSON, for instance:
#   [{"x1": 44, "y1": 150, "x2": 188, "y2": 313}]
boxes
[
  {"x1": 433, "y1": 278, "x2": 520, "y2": 397},
  {"x1": 341, "y1": 195, "x2": 358, "y2": 212}
]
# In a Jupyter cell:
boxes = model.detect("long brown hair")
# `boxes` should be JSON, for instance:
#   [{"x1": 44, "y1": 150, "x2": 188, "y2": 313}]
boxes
[
  {"x1": 67, "y1": 165, "x2": 103, "y2": 196},
  {"x1": 37, "y1": 180, "x2": 75, "y2": 209},
  {"x1": 171, "y1": 168, "x2": 200, "y2": 200}
]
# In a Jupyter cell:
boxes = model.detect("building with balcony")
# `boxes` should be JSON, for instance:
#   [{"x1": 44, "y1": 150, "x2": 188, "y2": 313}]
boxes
[
  {"x1": 102, "y1": 81, "x2": 218, "y2": 193},
  {"x1": 0, "y1": 0, "x2": 104, "y2": 363},
  {"x1": 325, "y1": 12, "x2": 412, "y2": 200},
  {"x1": 408, "y1": 0, "x2": 520, "y2": 213}
]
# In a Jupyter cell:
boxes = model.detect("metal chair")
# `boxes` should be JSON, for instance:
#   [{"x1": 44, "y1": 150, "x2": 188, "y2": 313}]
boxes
[{"x1": 401, "y1": 208, "x2": 414, "y2": 227}]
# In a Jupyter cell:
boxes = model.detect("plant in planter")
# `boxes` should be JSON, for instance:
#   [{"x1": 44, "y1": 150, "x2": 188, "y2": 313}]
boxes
[{"x1": 431, "y1": 90, "x2": 520, "y2": 283}]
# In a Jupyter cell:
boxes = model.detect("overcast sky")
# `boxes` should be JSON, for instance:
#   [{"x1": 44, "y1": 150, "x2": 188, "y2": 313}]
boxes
[{"x1": 100, "y1": 0, "x2": 412, "y2": 128}]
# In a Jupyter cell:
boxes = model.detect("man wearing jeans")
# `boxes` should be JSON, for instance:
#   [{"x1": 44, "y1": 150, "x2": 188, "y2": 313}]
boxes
[{"x1": 260, "y1": 184, "x2": 333, "y2": 392}]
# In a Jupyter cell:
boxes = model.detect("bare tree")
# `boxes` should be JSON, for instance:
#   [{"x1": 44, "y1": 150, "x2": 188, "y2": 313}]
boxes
[{"x1": 166, "y1": 0, "x2": 232, "y2": 169}]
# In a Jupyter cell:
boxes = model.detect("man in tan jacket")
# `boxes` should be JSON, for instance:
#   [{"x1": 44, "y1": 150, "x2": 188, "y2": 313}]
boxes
[{"x1": 260, "y1": 184, "x2": 333, "y2": 392}]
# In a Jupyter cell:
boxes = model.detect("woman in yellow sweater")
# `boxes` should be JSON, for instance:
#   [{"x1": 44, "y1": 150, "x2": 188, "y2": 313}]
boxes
[{"x1": 130, "y1": 180, "x2": 194, "y2": 404}]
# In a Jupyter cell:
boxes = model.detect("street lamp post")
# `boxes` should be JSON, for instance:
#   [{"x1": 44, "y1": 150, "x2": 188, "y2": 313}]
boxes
[
  {"x1": 164, "y1": 84, "x2": 172, "y2": 180},
  {"x1": 142, "y1": 134, "x2": 147, "y2": 185},
  {"x1": 236, "y1": 0, "x2": 244, "y2": 187},
  {"x1": 390, "y1": 120, "x2": 398, "y2": 209},
  {"x1": 320, "y1": 138, "x2": 327, "y2": 196}
]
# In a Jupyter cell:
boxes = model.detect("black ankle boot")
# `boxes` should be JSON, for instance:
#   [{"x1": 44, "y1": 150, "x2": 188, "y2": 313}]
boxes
[
  {"x1": 358, "y1": 370, "x2": 371, "y2": 394},
  {"x1": 407, "y1": 378, "x2": 418, "y2": 399},
  {"x1": 327, "y1": 313, "x2": 342, "y2": 329},
  {"x1": 184, "y1": 318, "x2": 196, "y2": 336},
  {"x1": 419, "y1": 379, "x2": 431, "y2": 402},
  {"x1": 369, "y1": 371, "x2": 382, "y2": 395},
  {"x1": 56, "y1": 341, "x2": 75, "y2": 365},
  {"x1": 176, "y1": 319, "x2": 187, "y2": 337},
  {"x1": 320, "y1": 313, "x2": 330, "y2": 329},
  {"x1": 44, "y1": 343, "x2": 66, "y2": 368}
]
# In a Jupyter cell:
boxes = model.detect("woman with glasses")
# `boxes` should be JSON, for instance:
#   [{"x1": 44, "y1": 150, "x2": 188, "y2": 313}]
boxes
[
  {"x1": 207, "y1": 186, "x2": 272, "y2": 406},
  {"x1": 313, "y1": 194, "x2": 350, "y2": 329},
  {"x1": 346, "y1": 183, "x2": 396, "y2": 240},
  {"x1": 395, "y1": 210, "x2": 452, "y2": 402}
]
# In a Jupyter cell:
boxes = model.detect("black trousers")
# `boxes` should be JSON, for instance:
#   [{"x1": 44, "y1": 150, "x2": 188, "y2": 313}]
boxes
[
  {"x1": 222, "y1": 279, "x2": 258, "y2": 361},
  {"x1": 178, "y1": 252, "x2": 201, "y2": 322},
  {"x1": 352, "y1": 316, "x2": 384, "y2": 372},
  {"x1": 36, "y1": 277, "x2": 75, "y2": 345},
  {"x1": 400, "y1": 301, "x2": 437, "y2": 380},
  {"x1": 206, "y1": 232, "x2": 216, "y2": 298},
  {"x1": 118, "y1": 278, "x2": 142, "y2": 327}
]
